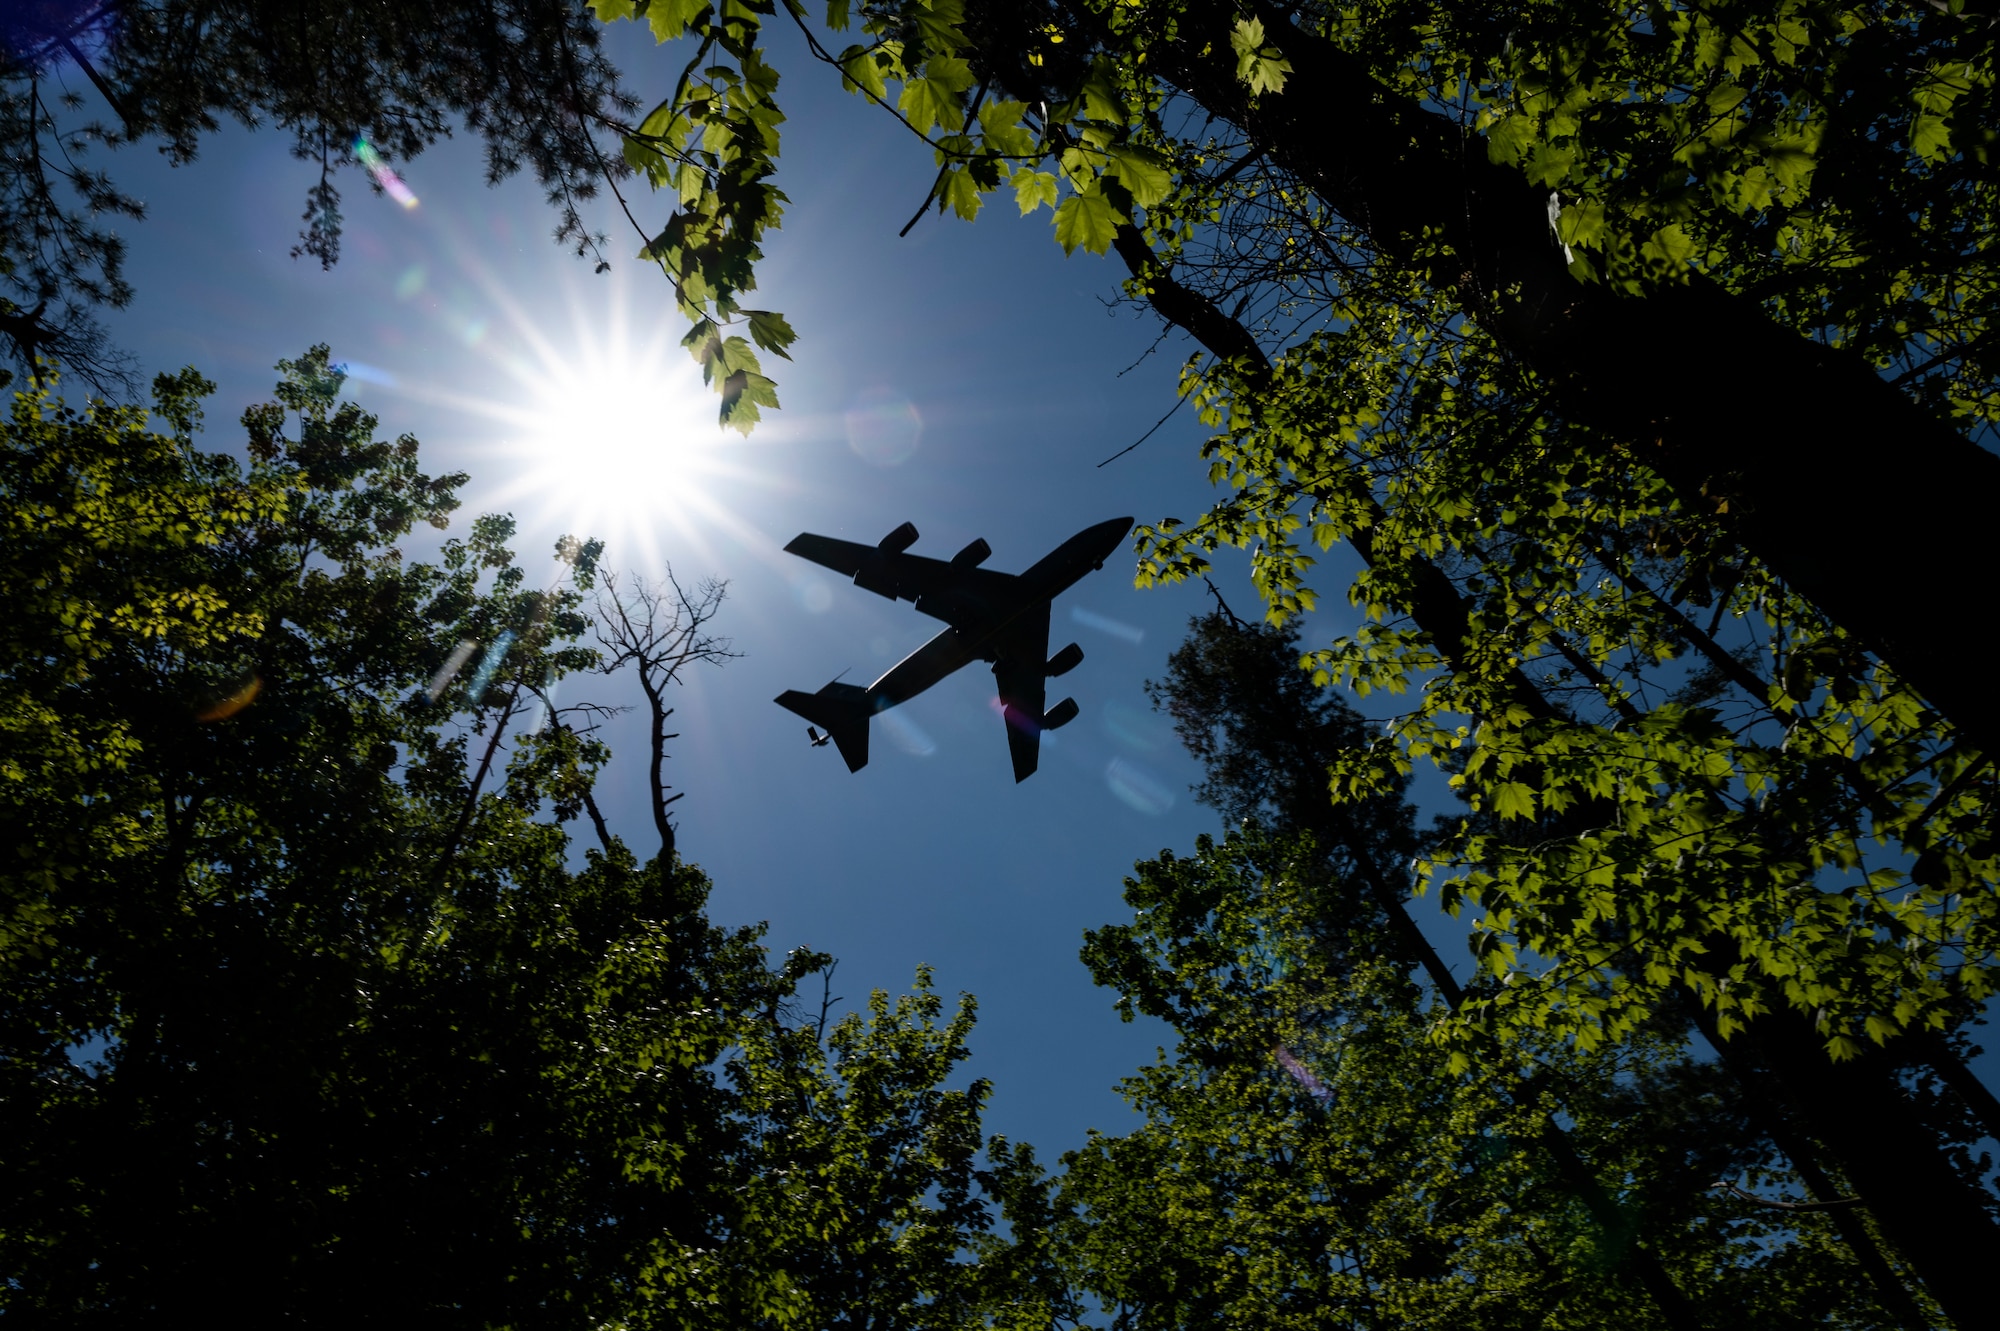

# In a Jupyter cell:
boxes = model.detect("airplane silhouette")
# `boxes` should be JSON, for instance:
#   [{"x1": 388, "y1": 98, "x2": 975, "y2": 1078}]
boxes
[{"x1": 775, "y1": 517, "x2": 1133, "y2": 781}]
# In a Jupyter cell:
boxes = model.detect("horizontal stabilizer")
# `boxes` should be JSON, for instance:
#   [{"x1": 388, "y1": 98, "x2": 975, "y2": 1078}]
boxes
[{"x1": 775, "y1": 681, "x2": 873, "y2": 772}]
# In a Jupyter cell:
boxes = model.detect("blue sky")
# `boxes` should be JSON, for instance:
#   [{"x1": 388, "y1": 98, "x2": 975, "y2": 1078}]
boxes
[{"x1": 66, "y1": 22, "x2": 1378, "y2": 1160}]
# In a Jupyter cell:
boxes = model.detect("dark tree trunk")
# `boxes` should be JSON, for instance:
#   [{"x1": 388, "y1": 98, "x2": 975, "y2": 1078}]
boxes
[
  {"x1": 1109, "y1": 0, "x2": 2000, "y2": 755},
  {"x1": 1734, "y1": 1016, "x2": 2000, "y2": 1326}
]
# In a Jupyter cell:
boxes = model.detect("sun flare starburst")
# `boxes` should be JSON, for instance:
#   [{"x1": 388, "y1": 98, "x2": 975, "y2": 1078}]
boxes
[{"x1": 412, "y1": 279, "x2": 769, "y2": 575}]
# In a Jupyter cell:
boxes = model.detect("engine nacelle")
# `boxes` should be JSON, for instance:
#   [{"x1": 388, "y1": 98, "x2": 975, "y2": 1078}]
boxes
[
  {"x1": 951, "y1": 537, "x2": 992, "y2": 567},
  {"x1": 1046, "y1": 642, "x2": 1084, "y2": 677},
  {"x1": 1042, "y1": 697, "x2": 1079, "y2": 731},
  {"x1": 878, "y1": 521, "x2": 920, "y2": 553}
]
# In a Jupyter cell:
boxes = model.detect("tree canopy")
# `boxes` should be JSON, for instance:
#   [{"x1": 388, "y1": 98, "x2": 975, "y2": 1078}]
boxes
[
  {"x1": 1077, "y1": 608, "x2": 1987, "y2": 1329},
  {"x1": 12, "y1": 5, "x2": 1994, "y2": 1058},
  {"x1": 1060, "y1": 826, "x2": 1927, "y2": 1330},
  {"x1": 5, "y1": 3, "x2": 2000, "y2": 1322},
  {"x1": 0, "y1": 355, "x2": 1041, "y2": 1326}
]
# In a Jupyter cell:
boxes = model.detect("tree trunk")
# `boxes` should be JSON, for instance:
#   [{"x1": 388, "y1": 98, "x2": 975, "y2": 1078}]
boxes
[{"x1": 1735, "y1": 1015, "x2": 2000, "y2": 1326}]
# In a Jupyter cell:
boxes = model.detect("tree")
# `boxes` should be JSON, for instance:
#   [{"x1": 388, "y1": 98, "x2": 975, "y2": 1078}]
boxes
[
  {"x1": 0, "y1": 355, "x2": 1041, "y2": 1326},
  {"x1": 477, "y1": 0, "x2": 1997, "y2": 1044},
  {"x1": 1055, "y1": 826, "x2": 1930, "y2": 1330},
  {"x1": 1133, "y1": 608, "x2": 1990, "y2": 1327},
  {"x1": 594, "y1": 567, "x2": 738, "y2": 858},
  {"x1": 297, "y1": 0, "x2": 1993, "y2": 1151}
]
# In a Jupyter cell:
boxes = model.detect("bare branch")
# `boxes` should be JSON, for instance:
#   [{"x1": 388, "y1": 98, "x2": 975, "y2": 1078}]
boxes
[{"x1": 594, "y1": 567, "x2": 738, "y2": 859}]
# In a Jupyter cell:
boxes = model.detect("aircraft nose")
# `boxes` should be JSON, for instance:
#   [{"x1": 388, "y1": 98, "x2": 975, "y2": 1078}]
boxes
[{"x1": 1091, "y1": 517, "x2": 1136, "y2": 562}]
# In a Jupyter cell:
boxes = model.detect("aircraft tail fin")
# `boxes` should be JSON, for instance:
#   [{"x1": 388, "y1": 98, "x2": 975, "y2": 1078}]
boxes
[{"x1": 775, "y1": 681, "x2": 873, "y2": 772}]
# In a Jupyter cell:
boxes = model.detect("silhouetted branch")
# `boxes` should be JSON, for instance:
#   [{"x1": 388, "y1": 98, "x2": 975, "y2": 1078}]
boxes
[
  {"x1": 1711, "y1": 1179, "x2": 1860, "y2": 1212},
  {"x1": 595, "y1": 567, "x2": 737, "y2": 859}
]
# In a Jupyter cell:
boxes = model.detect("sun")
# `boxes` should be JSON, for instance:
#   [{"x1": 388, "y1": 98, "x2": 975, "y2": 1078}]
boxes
[{"x1": 439, "y1": 282, "x2": 767, "y2": 576}]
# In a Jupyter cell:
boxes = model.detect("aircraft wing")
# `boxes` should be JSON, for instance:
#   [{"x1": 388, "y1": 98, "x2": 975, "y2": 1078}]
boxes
[
  {"x1": 785, "y1": 532, "x2": 1014, "y2": 626},
  {"x1": 991, "y1": 602, "x2": 1051, "y2": 783}
]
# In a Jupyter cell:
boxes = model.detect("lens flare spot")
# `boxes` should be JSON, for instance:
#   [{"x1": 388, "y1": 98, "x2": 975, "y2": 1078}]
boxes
[
  {"x1": 844, "y1": 388, "x2": 922, "y2": 466},
  {"x1": 1105, "y1": 757, "x2": 1174, "y2": 816},
  {"x1": 195, "y1": 675, "x2": 262, "y2": 722},
  {"x1": 1274, "y1": 1046, "x2": 1333, "y2": 1103},
  {"x1": 334, "y1": 359, "x2": 395, "y2": 387},
  {"x1": 1102, "y1": 700, "x2": 1166, "y2": 753},
  {"x1": 793, "y1": 574, "x2": 833, "y2": 614},
  {"x1": 1072, "y1": 606, "x2": 1144, "y2": 644},
  {"x1": 427, "y1": 639, "x2": 478, "y2": 701},
  {"x1": 395, "y1": 265, "x2": 427, "y2": 300},
  {"x1": 879, "y1": 709, "x2": 937, "y2": 757},
  {"x1": 354, "y1": 137, "x2": 420, "y2": 209}
]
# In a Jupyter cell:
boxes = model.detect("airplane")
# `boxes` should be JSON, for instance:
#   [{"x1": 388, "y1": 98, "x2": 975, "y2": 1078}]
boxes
[{"x1": 775, "y1": 516, "x2": 1134, "y2": 782}]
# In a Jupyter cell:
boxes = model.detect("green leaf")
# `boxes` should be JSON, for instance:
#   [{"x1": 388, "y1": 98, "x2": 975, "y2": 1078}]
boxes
[
  {"x1": 938, "y1": 167, "x2": 983, "y2": 221},
  {"x1": 910, "y1": 0, "x2": 967, "y2": 56},
  {"x1": 1230, "y1": 17, "x2": 1293, "y2": 96},
  {"x1": 1106, "y1": 146, "x2": 1172, "y2": 209},
  {"x1": 720, "y1": 369, "x2": 780, "y2": 433},
  {"x1": 977, "y1": 99, "x2": 1035, "y2": 160},
  {"x1": 744, "y1": 310, "x2": 797, "y2": 359},
  {"x1": 837, "y1": 43, "x2": 888, "y2": 100},
  {"x1": 646, "y1": 0, "x2": 710, "y2": 43},
  {"x1": 1079, "y1": 63, "x2": 1128, "y2": 123},
  {"x1": 1012, "y1": 168, "x2": 1059, "y2": 215},
  {"x1": 1912, "y1": 112, "x2": 1953, "y2": 162},
  {"x1": 898, "y1": 56, "x2": 974, "y2": 134},
  {"x1": 1640, "y1": 222, "x2": 1697, "y2": 271},
  {"x1": 1053, "y1": 188, "x2": 1120, "y2": 255},
  {"x1": 1491, "y1": 782, "x2": 1537, "y2": 821}
]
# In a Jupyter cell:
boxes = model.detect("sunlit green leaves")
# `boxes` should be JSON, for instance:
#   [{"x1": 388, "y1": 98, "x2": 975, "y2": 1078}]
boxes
[
  {"x1": 1230, "y1": 17, "x2": 1293, "y2": 96},
  {"x1": 836, "y1": 41, "x2": 891, "y2": 99},
  {"x1": 1061, "y1": 825, "x2": 1900, "y2": 1328},
  {"x1": 2, "y1": 359, "x2": 1048, "y2": 1323},
  {"x1": 898, "y1": 55, "x2": 974, "y2": 134},
  {"x1": 590, "y1": 0, "x2": 2000, "y2": 1065},
  {"x1": 1054, "y1": 188, "x2": 1120, "y2": 255},
  {"x1": 744, "y1": 308, "x2": 796, "y2": 359},
  {"x1": 590, "y1": 0, "x2": 712, "y2": 41},
  {"x1": 977, "y1": 98, "x2": 1035, "y2": 160},
  {"x1": 682, "y1": 319, "x2": 780, "y2": 432},
  {"x1": 1105, "y1": 145, "x2": 1172, "y2": 208},
  {"x1": 1012, "y1": 168, "x2": 1059, "y2": 215}
]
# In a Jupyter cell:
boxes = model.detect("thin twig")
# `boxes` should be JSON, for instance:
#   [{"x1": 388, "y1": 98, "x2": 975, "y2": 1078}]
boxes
[
  {"x1": 1711, "y1": 1180, "x2": 1860, "y2": 1212},
  {"x1": 1099, "y1": 375, "x2": 1198, "y2": 467}
]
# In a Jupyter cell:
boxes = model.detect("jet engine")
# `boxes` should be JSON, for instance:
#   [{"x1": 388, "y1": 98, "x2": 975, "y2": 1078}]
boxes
[
  {"x1": 1042, "y1": 698, "x2": 1079, "y2": 730},
  {"x1": 1045, "y1": 642, "x2": 1084, "y2": 677},
  {"x1": 951, "y1": 537, "x2": 992, "y2": 567},
  {"x1": 877, "y1": 521, "x2": 919, "y2": 553}
]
